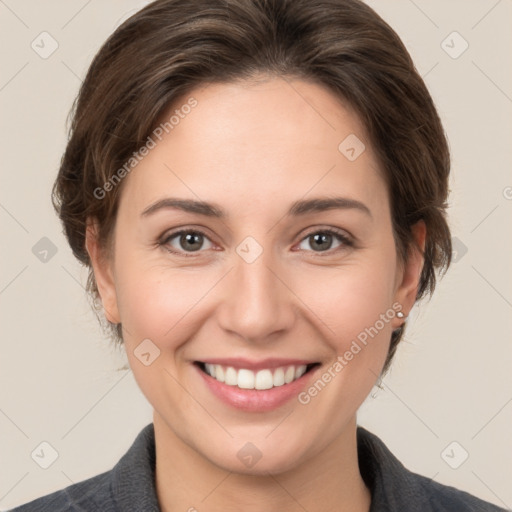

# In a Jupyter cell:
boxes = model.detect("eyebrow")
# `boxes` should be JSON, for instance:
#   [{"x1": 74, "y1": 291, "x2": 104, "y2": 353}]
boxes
[{"x1": 141, "y1": 196, "x2": 372, "y2": 219}]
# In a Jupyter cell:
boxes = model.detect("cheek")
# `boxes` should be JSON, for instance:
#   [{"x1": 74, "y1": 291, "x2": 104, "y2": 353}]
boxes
[
  {"x1": 292, "y1": 270, "x2": 396, "y2": 422},
  {"x1": 292, "y1": 252, "x2": 397, "y2": 345},
  {"x1": 114, "y1": 267, "x2": 204, "y2": 411},
  {"x1": 115, "y1": 267, "x2": 204, "y2": 345}
]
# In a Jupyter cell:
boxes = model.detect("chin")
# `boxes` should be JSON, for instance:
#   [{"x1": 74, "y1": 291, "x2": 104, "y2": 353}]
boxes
[
  {"x1": 229, "y1": 454, "x2": 303, "y2": 476},
  {"x1": 203, "y1": 439, "x2": 312, "y2": 476}
]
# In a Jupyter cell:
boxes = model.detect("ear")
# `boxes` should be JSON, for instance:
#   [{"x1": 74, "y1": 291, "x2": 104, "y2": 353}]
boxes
[
  {"x1": 85, "y1": 218, "x2": 120, "y2": 324},
  {"x1": 392, "y1": 220, "x2": 426, "y2": 324}
]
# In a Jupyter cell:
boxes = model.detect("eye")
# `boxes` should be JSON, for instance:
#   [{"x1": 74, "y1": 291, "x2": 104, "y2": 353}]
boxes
[
  {"x1": 159, "y1": 227, "x2": 353, "y2": 258},
  {"x1": 296, "y1": 228, "x2": 353, "y2": 254},
  {"x1": 160, "y1": 229, "x2": 214, "y2": 256}
]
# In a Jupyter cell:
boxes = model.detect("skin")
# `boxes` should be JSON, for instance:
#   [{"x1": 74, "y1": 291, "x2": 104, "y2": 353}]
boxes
[{"x1": 86, "y1": 76, "x2": 426, "y2": 512}]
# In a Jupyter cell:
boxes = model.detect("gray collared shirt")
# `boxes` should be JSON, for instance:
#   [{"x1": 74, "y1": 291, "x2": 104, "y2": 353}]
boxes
[{"x1": 9, "y1": 423, "x2": 508, "y2": 511}]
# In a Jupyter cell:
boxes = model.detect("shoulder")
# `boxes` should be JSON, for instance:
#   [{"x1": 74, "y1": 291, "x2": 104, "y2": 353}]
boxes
[
  {"x1": 356, "y1": 426, "x2": 507, "y2": 512},
  {"x1": 8, "y1": 423, "x2": 159, "y2": 512},
  {"x1": 408, "y1": 470, "x2": 507, "y2": 512},
  {"x1": 7, "y1": 470, "x2": 114, "y2": 512}
]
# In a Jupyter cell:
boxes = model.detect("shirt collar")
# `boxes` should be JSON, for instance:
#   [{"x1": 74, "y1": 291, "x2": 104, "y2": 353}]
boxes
[
  {"x1": 357, "y1": 425, "x2": 420, "y2": 510},
  {"x1": 111, "y1": 423, "x2": 161, "y2": 511},
  {"x1": 109, "y1": 422, "x2": 431, "y2": 511}
]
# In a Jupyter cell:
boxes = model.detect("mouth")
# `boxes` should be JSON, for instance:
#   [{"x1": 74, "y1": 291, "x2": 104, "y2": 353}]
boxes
[{"x1": 194, "y1": 361, "x2": 321, "y2": 390}]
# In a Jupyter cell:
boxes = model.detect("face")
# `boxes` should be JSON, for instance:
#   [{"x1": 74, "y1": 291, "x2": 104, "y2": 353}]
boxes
[{"x1": 87, "y1": 77, "x2": 424, "y2": 475}]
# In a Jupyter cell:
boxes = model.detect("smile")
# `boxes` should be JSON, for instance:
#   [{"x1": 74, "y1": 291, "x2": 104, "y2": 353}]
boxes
[
  {"x1": 197, "y1": 362, "x2": 319, "y2": 390},
  {"x1": 194, "y1": 359, "x2": 321, "y2": 412}
]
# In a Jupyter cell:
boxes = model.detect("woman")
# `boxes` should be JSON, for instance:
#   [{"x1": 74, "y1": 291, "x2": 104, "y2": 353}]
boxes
[{"x1": 9, "y1": 0, "x2": 507, "y2": 510}]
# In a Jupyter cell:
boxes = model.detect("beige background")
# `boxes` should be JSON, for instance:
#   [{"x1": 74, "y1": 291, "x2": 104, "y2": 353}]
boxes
[{"x1": 1, "y1": 0, "x2": 511, "y2": 509}]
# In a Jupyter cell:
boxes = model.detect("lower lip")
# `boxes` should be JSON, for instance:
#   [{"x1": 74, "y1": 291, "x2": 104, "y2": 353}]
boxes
[{"x1": 195, "y1": 364, "x2": 319, "y2": 412}]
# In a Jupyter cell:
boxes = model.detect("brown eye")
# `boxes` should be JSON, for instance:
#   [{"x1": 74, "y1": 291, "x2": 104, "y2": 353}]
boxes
[
  {"x1": 297, "y1": 229, "x2": 353, "y2": 254},
  {"x1": 161, "y1": 229, "x2": 213, "y2": 256}
]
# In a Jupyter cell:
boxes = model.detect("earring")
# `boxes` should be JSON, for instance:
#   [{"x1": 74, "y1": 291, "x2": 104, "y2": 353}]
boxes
[{"x1": 397, "y1": 311, "x2": 404, "y2": 318}]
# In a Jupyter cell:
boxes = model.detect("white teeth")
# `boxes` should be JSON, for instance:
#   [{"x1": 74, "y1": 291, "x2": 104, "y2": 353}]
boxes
[
  {"x1": 284, "y1": 366, "x2": 295, "y2": 384},
  {"x1": 214, "y1": 364, "x2": 225, "y2": 383},
  {"x1": 273, "y1": 367, "x2": 285, "y2": 387},
  {"x1": 205, "y1": 363, "x2": 215, "y2": 377},
  {"x1": 238, "y1": 369, "x2": 255, "y2": 389},
  {"x1": 202, "y1": 363, "x2": 313, "y2": 389},
  {"x1": 255, "y1": 369, "x2": 273, "y2": 390},
  {"x1": 225, "y1": 366, "x2": 238, "y2": 385},
  {"x1": 295, "y1": 365, "x2": 307, "y2": 379}
]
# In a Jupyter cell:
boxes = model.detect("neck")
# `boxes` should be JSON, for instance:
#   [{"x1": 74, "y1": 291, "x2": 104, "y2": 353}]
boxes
[{"x1": 153, "y1": 412, "x2": 371, "y2": 512}]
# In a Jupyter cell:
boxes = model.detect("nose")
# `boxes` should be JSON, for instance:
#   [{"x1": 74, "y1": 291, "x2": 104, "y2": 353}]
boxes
[{"x1": 216, "y1": 244, "x2": 296, "y2": 344}]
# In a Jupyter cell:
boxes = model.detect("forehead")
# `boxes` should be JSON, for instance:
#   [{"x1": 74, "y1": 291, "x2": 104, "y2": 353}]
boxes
[{"x1": 118, "y1": 77, "x2": 387, "y2": 220}]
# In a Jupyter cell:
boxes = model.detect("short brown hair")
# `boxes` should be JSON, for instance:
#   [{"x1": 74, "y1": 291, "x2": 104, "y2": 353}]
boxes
[{"x1": 52, "y1": 0, "x2": 452, "y2": 374}]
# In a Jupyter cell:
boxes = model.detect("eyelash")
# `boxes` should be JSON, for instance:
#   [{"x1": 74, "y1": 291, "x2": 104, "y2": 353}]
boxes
[{"x1": 159, "y1": 227, "x2": 354, "y2": 258}]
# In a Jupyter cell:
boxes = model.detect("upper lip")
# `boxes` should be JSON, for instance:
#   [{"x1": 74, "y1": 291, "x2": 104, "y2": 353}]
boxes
[{"x1": 196, "y1": 358, "x2": 319, "y2": 371}]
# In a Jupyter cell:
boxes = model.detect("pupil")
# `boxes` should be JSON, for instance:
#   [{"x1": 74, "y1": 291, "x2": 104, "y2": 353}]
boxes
[
  {"x1": 179, "y1": 232, "x2": 333, "y2": 253},
  {"x1": 312, "y1": 233, "x2": 331, "y2": 251},
  {"x1": 182, "y1": 233, "x2": 202, "y2": 251}
]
